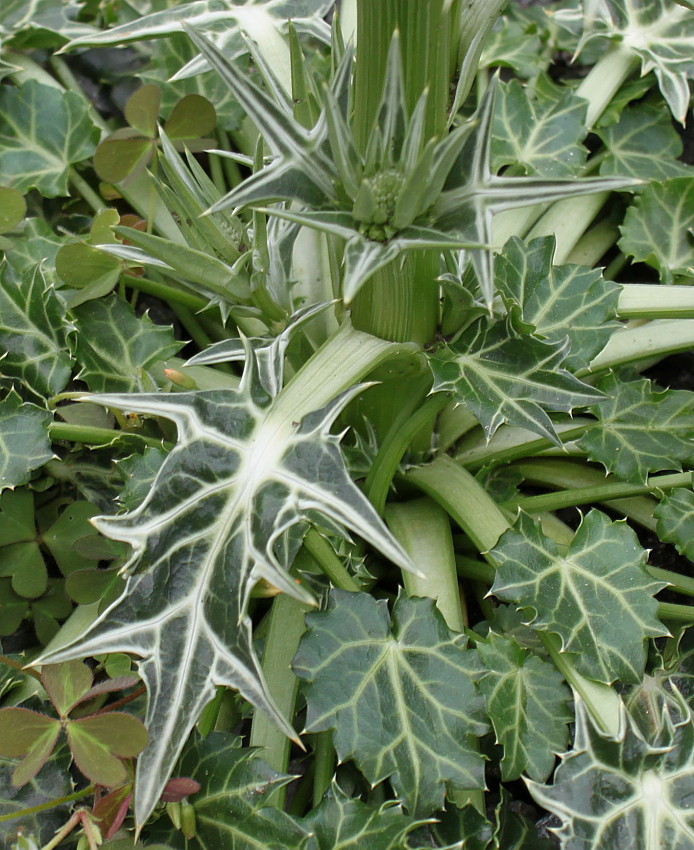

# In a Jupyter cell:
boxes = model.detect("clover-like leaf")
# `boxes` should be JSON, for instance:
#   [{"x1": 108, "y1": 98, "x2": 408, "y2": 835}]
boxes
[
  {"x1": 430, "y1": 317, "x2": 602, "y2": 445},
  {"x1": 597, "y1": 100, "x2": 694, "y2": 181},
  {"x1": 490, "y1": 510, "x2": 668, "y2": 684},
  {"x1": 477, "y1": 631, "x2": 572, "y2": 782},
  {"x1": 654, "y1": 487, "x2": 694, "y2": 560},
  {"x1": 577, "y1": 373, "x2": 694, "y2": 484},
  {"x1": 495, "y1": 236, "x2": 620, "y2": 370},
  {"x1": 67, "y1": 713, "x2": 148, "y2": 788},
  {"x1": 0, "y1": 708, "x2": 61, "y2": 786},
  {"x1": 70, "y1": 295, "x2": 182, "y2": 394},
  {"x1": 36, "y1": 328, "x2": 412, "y2": 826},
  {"x1": 0, "y1": 261, "x2": 73, "y2": 400},
  {"x1": 145, "y1": 732, "x2": 308, "y2": 849},
  {"x1": 619, "y1": 177, "x2": 694, "y2": 284},
  {"x1": 0, "y1": 391, "x2": 53, "y2": 492},
  {"x1": 294, "y1": 590, "x2": 488, "y2": 816},
  {"x1": 492, "y1": 78, "x2": 588, "y2": 178},
  {"x1": 528, "y1": 697, "x2": 694, "y2": 850},
  {"x1": 0, "y1": 81, "x2": 98, "y2": 197}
]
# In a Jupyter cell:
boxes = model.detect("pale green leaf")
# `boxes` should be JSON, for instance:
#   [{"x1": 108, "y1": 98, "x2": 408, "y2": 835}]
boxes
[
  {"x1": 478, "y1": 632, "x2": 572, "y2": 782},
  {"x1": 0, "y1": 391, "x2": 53, "y2": 492},
  {"x1": 654, "y1": 487, "x2": 694, "y2": 560},
  {"x1": 528, "y1": 697, "x2": 694, "y2": 850},
  {"x1": 37, "y1": 334, "x2": 411, "y2": 826},
  {"x1": 492, "y1": 78, "x2": 587, "y2": 178},
  {"x1": 619, "y1": 177, "x2": 694, "y2": 284},
  {"x1": 597, "y1": 100, "x2": 694, "y2": 181},
  {"x1": 480, "y1": 18, "x2": 544, "y2": 78},
  {"x1": 70, "y1": 295, "x2": 182, "y2": 393},
  {"x1": 145, "y1": 732, "x2": 308, "y2": 849},
  {"x1": 577, "y1": 372, "x2": 694, "y2": 484},
  {"x1": 579, "y1": 0, "x2": 694, "y2": 123},
  {"x1": 0, "y1": 261, "x2": 73, "y2": 399},
  {"x1": 294, "y1": 590, "x2": 488, "y2": 816},
  {"x1": 495, "y1": 236, "x2": 620, "y2": 370},
  {"x1": 429, "y1": 317, "x2": 602, "y2": 445},
  {"x1": 0, "y1": 0, "x2": 94, "y2": 45},
  {"x1": 0, "y1": 81, "x2": 98, "y2": 197},
  {"x1": 490, "y1": 510, "x2": 668, "y2": 684}
]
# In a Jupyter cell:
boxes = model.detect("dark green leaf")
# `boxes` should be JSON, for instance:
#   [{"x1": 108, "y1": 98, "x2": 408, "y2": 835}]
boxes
[
  {"x1": 654, "y1": 488, "x2": 694, "y2": 560},
  {"x1": 597, "y1": 100, "x2": 694, "y2": 181},
  {"x1": 70, "y1": 295, "x2": 182, "y2": 393},
  {"x1": 93, "y1": 137, "x2": 153, "y2": 184},
  {"x1": 528, "y1": 697, "x2": 694, "y2": 849},
  {"x1": 294, "y1": 590, "x2": 488, "y2": 816},
  {"x1": 0, "y1": 81, "x2": 98, "y2": 196},
  {"x1": 41, "y1": 501, "x2": 104, "y2": 577},
  {"x1": 492, "y1": 78, "x2": 587, "y2": 177},
  {"x1": 577, "y1": 373, "x2": 694, "y2": 484},
  {"x1": 2, "y1": 218, "x2": 64, "y2": 279},
  {"x1": 0, "y1": 262, "x2": 73, "y2": 399},
  {"x1": 0, "y1": 489, "x2": 36, "y2": 547},
  {"x1": 302, "y1": 783, "x2": 424, "y2": 850},
  {"x1": 495, "y1": 236, "x2": 620, "y2": 370},
  {"x1": 0, "y1": 391, "x2": 53, "y2": 491},
  {"x1": 0, "y1": 542, "x2": 47, "y2": 599},
  {"x1": 619, "y1": 177, "x2": 694, "y2": 283},
  {"x1": 145, "y1": 732, "x2": 308, "y2": 849},
  {"x1": 430, "y1": 318, "x2": 602, "y2": 445},
  {"x1": 117, "y1": 448, "x2": 168, "y2": 511},
  {"x1": 477, "y1": 632, "x2": 571, "y2": 781},
  {"x1": 490, "y1": 511, "x2": 668, "y2": 684},
  {"x1": 0, "y1": 745, "x2": 72, "y2": 845},
  {"x1": 38, "y1": 333, "x2": 411, "y2": 825}
]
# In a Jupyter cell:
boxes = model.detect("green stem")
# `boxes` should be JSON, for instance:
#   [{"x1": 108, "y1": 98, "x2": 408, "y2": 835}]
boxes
[
  {"x1": 0, "y1": 653, "x2": 42, "y2": 681},
  {"x1": 525, "y1": 192, "x2": 610, "y2": 264},
  {"x1": 582, "y1": 320, "x2": 694, "y2": 375},
  {"x1": 386, "y1": 497, "x2": 465, "y2": 630},
  {"x1": 248, "y1": 589, "x2": 310, "y2": 808},
  {"x1": 402, "y1": 456, "x2": 623, "y2": 736},
  {"x1": 304, "y1": 529, "x2": 360, "y2": 592},
  {"x1": 170, "y1": 302, "x2": 213, "y2": 351},
  {"x1": 574, "y1": 46, "x2": 639, "y2": 128},
  {"x1": 364, "y1": 392, "x2": 449, "y2": 515},
  {"x1": 48, "y1": 421, "x2": 165, "y2": 448},
  {"x1": 565, "y1": 218, "x2": 621, "y2": 267},
  {"x1": 122, "y1": 273, "x2": 208, "y2": 312},
  {"x1": 504, "y1": 461, "x2": 691, "y2": 513},
  {"x1": 68, "y1": 168, "x2": 105, "y2": 214},
  {"x1": 312, "y1": 731, "x2": 335, "y2": 808},
  {"x1": 617, "y1": 285, "x2": 694, "y2": 320},
  {"x1": 658, "y1": 602, "x2": 694, "y2": 623},
  {"x1": 0, "y1": 786, "x2": 94, "y2": 824}
]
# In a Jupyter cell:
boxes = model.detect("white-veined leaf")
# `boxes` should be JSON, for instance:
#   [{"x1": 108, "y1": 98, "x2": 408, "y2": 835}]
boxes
[{"x1": 36, "y1": 326, "x2": 411, "y2": 827}]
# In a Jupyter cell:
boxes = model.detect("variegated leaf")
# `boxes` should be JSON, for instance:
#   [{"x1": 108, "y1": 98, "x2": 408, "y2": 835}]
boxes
[{"x1": 36, "y1": 328, "x2": 411, "y2": 827}]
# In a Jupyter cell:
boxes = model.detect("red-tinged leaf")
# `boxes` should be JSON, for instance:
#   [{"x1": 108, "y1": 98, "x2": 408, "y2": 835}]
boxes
[
  {"x1": 66, "y1": 723, "x2": 128, "y2": 787},
  {"x1": 74, "y1": 675, "x2": 141, "y2": 709},
  {"x1": 71, "y1": 712, "x2": 148, "y2": 757},
  {"x1": 164, "y1": 94, "x2": 216, "y2": 140},
  {"x1": 0, "y1": 707, "x2": 60, "y2": 757},
  {"x1": 124, "y1": 84, "x2": 160, "y2": 138},
  {"x1": 160, "y1": 777, "x2": 201, "y2": 803},
  {"x1": 92, "y1": 783, "x2": 132, "y2": 839},
  {"x1": 41, "y1": 661, "x2": 93, "y2": 716}
]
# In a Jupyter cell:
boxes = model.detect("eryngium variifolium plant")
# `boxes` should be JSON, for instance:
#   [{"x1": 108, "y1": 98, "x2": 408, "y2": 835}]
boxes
[{"x1": 0, "y1": 0, "x2": 693, "y2": 847}]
